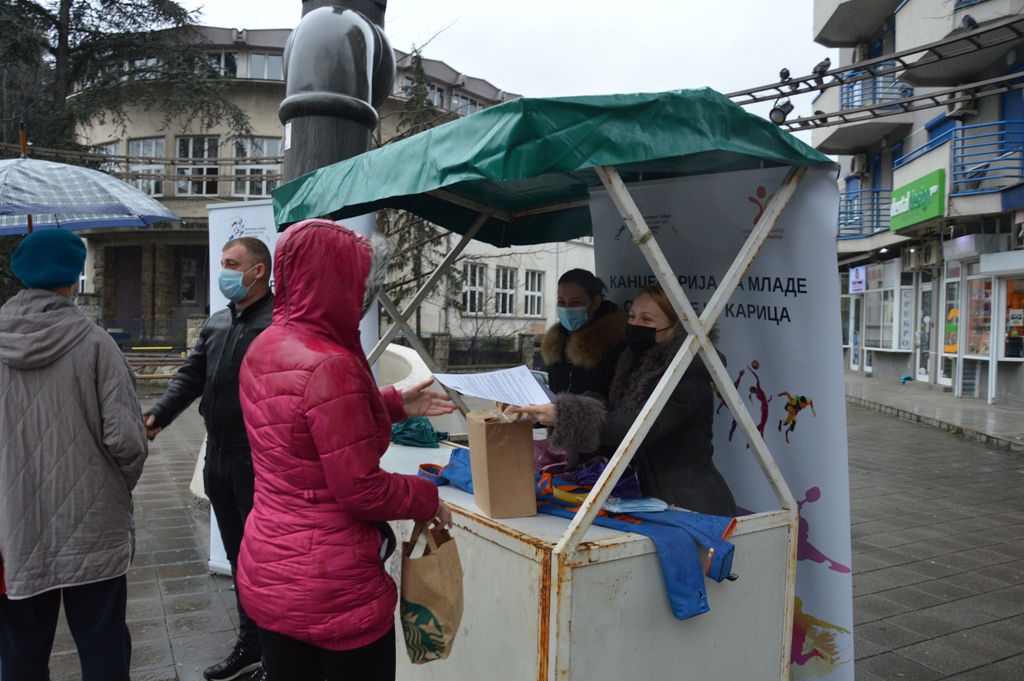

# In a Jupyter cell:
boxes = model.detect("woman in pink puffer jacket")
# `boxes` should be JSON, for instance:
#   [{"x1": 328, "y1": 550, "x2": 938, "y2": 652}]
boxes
[{"x1": 237, "y1": 219, "x2": 454, "y2": 680}]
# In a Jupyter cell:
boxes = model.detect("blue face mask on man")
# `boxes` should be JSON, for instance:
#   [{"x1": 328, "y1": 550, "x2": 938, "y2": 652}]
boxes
[
  {"x1": 218, "y1": 265, "x2": 258, "y2": 303},
  {"x1": 556, "y1": 298, "x2": 595, "y2": 332}
]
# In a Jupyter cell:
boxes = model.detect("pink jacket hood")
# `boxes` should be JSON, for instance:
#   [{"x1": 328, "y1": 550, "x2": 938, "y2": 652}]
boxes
[{"x1": 272, "y1": 218, "x2": 371, "y2": 352}]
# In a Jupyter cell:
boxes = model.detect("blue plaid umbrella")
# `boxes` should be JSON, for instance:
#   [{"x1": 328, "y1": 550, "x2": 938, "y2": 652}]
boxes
[{"x1": 0, "y1": 157, "x2": 180, "y2": 235}]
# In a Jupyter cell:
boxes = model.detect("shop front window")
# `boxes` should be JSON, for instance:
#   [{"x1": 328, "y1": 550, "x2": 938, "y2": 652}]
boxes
[
  {"x1": 966, "y1": 278, "x2": 992, "y2": 356},
  {"x1": 1004, "y1": 278, "x2": 1024, "y2": 358},
  {"x1": 944, "y1": 280, "x2": 961, "y2": 353},
  {"x1": 863, "y1": 290, "x2": 894, "y2": 349}
]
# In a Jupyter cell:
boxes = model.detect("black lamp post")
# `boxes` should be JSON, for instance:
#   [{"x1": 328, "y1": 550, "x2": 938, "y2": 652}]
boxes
[{"x1": 282, "y1": 1, "x2": 394, "y2": 181}]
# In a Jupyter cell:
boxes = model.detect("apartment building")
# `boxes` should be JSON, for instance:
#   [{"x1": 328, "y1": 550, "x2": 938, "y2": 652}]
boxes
[
  {"x1": 73, "y1": 26, "x2": 593, "y2": 349},
  {"x1": 814, "y1": 0, "x2": 1024, "y2": 401}
]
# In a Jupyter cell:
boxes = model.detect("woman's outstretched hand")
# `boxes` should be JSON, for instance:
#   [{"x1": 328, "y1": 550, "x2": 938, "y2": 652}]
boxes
[
  {"x1": 511, "y1": 402, "x2": 557, "y2": 427},
  {"x1": 432, "y1": 499, "x2": 453, "y2": 529},
  {"x1": 402, "y1": 378, "x2": 457, "y2": 417}
]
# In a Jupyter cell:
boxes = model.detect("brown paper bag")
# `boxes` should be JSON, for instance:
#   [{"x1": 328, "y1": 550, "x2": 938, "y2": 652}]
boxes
[
  {"x1": 465, "y1": 406, "x2": 537, "y2": 519},
  {"x1": 400, "y1": 522, "x2": 464, "y2": 664}
]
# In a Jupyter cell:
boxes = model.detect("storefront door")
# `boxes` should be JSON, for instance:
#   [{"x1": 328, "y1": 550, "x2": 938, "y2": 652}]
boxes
[
  {"x1": 917, "y1": 284, "x2": 932, "y2": 380},
  {"x1": 939, "y1": 269, "x2": 961, "y2": 387}
]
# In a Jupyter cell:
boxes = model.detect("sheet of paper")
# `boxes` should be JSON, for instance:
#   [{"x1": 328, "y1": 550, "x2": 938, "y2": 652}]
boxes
[{"x1": 432, "y1": 365, "x2": 552, "y2": 407}]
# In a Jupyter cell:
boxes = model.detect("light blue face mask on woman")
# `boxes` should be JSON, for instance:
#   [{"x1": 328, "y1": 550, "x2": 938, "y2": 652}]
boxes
[
  {"x1": 218, "y1": 265, "x2": 257, "y2": 303},
  {"x1": 557, "y1": 305, "x2": 591, "y2": 332}
]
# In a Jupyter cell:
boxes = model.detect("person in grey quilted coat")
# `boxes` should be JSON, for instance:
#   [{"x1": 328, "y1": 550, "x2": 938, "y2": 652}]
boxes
[{"x1": 0, "y1": 229, "x2": 148, "y2": 681}]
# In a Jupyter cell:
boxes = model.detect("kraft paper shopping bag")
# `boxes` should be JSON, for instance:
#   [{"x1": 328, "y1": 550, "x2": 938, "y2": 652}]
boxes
[
  {"x1": 400, "y1": 521, "x2": 464, "y2": 664},
  {"x1": 465, "y1": 405, "x2": 537, "y2": 519}
]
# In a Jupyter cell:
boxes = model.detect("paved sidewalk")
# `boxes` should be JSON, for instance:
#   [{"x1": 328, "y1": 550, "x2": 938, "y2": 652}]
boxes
[
  {"x1": 844, "y1": 371, "x2": 1024, "y2": 453},
  {"x1": 37, "y1": 377, "x2": 1024, "y2": 680}
]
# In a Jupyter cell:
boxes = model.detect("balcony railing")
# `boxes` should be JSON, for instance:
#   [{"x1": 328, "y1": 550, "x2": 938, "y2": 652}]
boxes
[
  {"x1": 837, "y1": 189, "x2": 892, "y2": 239},
  {"x1": 0, "y1": 144, "x2": 283, "y2": 200},
  {"x1": 950, "y1": 120, "x2": 1024, "y2": 196},
  {"x1": 839, "y1": 62, "x2": 914, "y2": 111}
]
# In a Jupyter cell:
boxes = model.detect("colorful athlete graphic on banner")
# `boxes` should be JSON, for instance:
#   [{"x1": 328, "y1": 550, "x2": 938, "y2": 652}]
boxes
[
  {"x1": 779, "y1": 391, "x2": 816, "y2": 444},
  {"x1": 591, "y1": 167, "x2": 853, "y2": 680}
]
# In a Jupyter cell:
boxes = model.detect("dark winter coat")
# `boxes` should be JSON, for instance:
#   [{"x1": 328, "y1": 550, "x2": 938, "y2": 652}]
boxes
[
  {"x1": 145, "y1": 291, "x2": 274, "y2": 452},
  {"x1": 550, "y1": 332, "x2": 737, "y2": 516},
  {"x1": 541, "y1": 300, "x2": 627, "y2": 398}
]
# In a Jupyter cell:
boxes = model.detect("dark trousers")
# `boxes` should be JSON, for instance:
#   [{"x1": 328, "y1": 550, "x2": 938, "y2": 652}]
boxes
[
  {"x1": 0, "y1": 575, "x2": 130, "y2": 681},
  {"x1": 204, "y1": 443, "x2": 261, "y2": 653},
  {"x1": 259, "y1": 625, "x2": 396, "y2": 681}
]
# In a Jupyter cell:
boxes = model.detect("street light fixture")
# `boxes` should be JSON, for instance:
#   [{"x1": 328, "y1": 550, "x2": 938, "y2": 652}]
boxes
[{"x1": 769, "y1": 98, "x2": 795, "y2": 125}]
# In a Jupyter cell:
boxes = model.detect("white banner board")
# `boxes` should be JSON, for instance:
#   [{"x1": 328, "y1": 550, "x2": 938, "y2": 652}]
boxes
[
  {"x1": 207, "y1": 201, "x2": 378, "y2": 358},
  {"x1": 590, "y1": 166, "x2": 853, "y2": 680}
]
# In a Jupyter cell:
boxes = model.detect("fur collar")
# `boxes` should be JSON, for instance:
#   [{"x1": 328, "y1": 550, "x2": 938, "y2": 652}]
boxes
[
  {"x1": 609, "y1": 332, "x2": 716, "y2": 412},
  {"x1": 541, "y1": 302, "x2": 627, "y2": 370}
]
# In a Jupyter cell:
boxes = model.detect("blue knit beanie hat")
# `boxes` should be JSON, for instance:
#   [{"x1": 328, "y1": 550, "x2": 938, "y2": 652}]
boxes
[{"x1": 11, "y1": 229, "x2": 88, "y2": 290}]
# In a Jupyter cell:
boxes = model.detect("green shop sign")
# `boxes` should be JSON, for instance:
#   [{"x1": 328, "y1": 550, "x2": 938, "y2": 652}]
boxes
[{"x1": 890, "y1": 169, "x2": 946, "y2": 231}]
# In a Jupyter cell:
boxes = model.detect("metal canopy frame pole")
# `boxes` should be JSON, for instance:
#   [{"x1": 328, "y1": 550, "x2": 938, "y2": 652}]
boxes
[
  {"x1": 550, "y1": 165, "x2": 806, "y2": 681},
  {"x1": 376, "y1": 291, "x2": 472, "y2": 415},
  {"x1": 367, "y1": 212, "x2": 489, "y2": 366}
]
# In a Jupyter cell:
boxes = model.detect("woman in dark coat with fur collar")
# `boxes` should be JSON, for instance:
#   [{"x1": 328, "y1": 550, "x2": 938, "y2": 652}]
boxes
[
  {"x1": 517, "y1": 284, "x2": 736, "y2": 517},
  {"x1": 542, "y1": 269, "x2": 627, "y2": 398}
]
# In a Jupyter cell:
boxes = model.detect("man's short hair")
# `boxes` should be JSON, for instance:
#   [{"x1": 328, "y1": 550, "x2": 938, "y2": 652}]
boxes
[{"x1": 224, "y1": 237, "x2": 272, "y2": 271}]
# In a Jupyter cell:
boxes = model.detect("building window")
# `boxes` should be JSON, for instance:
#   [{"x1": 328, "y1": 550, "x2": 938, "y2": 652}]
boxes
[
  {"x1": 463, "y1": 263, "x2": 487, "y2": 315},
  {"x1": 525, "y1": 270, "x2": 543, "y2": 317},
  {"x1": 180, "y1": 258, "x2": 198, "y2": 304},
  {"x1": 495, "y1": 267, "x2": 516, "y2": 316},
  {"x1": 248, "y1": 53, "x2": 283, "y2": 80},
  {"x1": 232, "y1": 137, "x2": 281, "y2": 197},
  {"x1": 208, "y1": 52, "x2": 238, "y2": 77},
  {"x1": 863, "y1": 289, "x2": 895, "y2": 350},
  {"x1": 93, "y1": 141, "x2": 120, "y2": 173},
  {"x1": 128, "y1": 137, "x2": 165, "y2": 196},
  {"x1": 428, "y1": 83, "x2": 445, "y2": 107},
  {"x1": 450, "y1": 92, "x2": 483, "y2": 116},
  {"x1": 966, "y1": 277, "x2": 992, "y2": 356},
  {"x1": 400, "y1": 76, "x2": 445, "y2": 107},
  {"x1": 176, "y1": 136, "x2": 219, "y2": 196},
  {"x1": 1003, "y1": 278, "x2": 1024, "y2": 358}
]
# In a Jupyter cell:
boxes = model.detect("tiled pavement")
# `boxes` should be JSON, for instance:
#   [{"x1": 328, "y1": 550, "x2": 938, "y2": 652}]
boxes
[
  {"x1": 846, "y1": 403, "x2": 1024, "y2": 680},
  {"x1": 38, "y1": 376, "x2": 1024, "y2": 680}
]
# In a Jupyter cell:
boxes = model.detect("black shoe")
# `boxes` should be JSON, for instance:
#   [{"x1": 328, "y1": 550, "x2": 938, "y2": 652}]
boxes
[
  {"x1": 203, "y1": 645, "x2": 262, "y2": 681},
  {"x1": 247, "y1": 663, "x2": 267, "y2": 681}
]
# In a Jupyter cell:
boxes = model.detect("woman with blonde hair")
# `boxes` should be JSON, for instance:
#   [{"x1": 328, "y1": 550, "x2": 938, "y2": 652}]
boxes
[{"x1": 516, "y1": 284, "x2": 736, "y2": 516}]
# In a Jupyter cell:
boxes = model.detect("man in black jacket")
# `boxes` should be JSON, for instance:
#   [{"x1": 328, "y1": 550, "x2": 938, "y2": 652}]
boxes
[{"x1": 144, "y1": 237, "x2": 273, "y2": 681}]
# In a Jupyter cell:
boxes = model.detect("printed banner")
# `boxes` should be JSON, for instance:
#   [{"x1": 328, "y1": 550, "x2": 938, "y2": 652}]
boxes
[
  {"x1": 591, "y1": 166, "x2": 853, "y2": 681},
  {"x1": 207, "y1": 200, "x2": 280, "y2": 312},
  {"x1": 206, "y1": 201, "x2": 379, "y2": 358}
]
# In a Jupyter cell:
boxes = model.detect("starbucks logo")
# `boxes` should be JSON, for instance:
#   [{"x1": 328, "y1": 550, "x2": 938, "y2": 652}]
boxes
[{"x1": 401, "y1": 599, "x2": 445, "y2": 663}]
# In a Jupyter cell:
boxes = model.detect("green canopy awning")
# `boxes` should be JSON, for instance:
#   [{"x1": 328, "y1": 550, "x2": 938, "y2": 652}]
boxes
[{"x1": 272, "y1": 88, "x2": 833, "y2": 247}]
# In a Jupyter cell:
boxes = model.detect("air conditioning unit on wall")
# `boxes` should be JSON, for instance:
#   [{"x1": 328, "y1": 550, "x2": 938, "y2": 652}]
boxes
[
  {"x1": 947, "y1": 91, "x2": 977, "y2": 119},
  {"x1": 901, "y1": 243, "x2": 941, "y2": 270},
  {"x1": 850, "y1": 154, "x2": 869, "y2": 177}
]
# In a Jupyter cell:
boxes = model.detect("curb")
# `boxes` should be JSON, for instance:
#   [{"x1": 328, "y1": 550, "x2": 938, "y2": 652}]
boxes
[{"x1": 845, "y1": 395, "x2": 1024, "y2": 454}]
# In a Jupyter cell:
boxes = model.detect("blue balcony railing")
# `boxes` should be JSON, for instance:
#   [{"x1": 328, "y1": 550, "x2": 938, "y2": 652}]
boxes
[
  {"x1": 837, "y1": 189, "x2": 892, "y2": 239},
  {"x1": 839, "y1": 63, "x2": 914, "y2": 111},
  {"x1": 950, "y1": 120, "x2": 1024, "y2": 195}
]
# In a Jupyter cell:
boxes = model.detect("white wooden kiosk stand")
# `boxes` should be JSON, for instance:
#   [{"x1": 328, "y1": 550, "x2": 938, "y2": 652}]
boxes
[{"x1": 270, "y1": 89, "x2": 850, "y2": 681}]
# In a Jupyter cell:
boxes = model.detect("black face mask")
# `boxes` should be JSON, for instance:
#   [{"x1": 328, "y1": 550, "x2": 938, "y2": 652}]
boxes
[{"x1": 625, "y1": 323, "x2": 673, "y2": 354}]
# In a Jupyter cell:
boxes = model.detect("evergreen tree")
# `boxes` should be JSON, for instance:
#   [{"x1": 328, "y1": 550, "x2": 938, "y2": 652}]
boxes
[{"x1": 0, "y1": 0, "x2": 250, "y2": 151}]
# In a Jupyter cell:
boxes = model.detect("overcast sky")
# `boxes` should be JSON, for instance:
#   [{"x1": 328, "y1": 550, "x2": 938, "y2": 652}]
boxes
[{"x1": 183, "y1": 0, "x2": 836, "y2": 130}]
